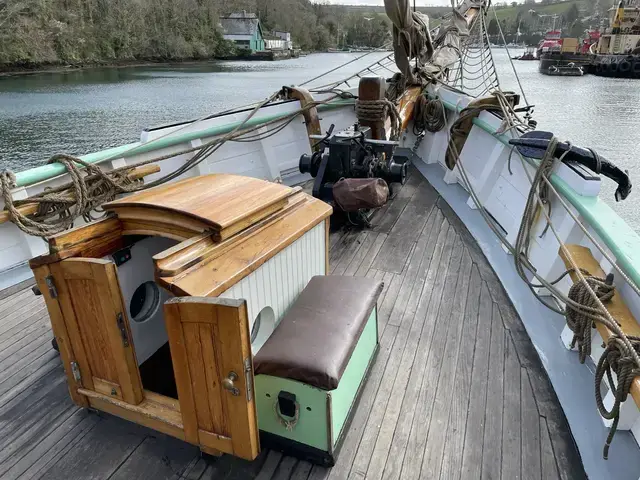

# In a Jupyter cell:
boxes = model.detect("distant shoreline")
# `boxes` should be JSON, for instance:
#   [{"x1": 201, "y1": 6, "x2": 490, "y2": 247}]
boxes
[{"x1": 0, "y1": 58, "x2": 229, "y2": 78}]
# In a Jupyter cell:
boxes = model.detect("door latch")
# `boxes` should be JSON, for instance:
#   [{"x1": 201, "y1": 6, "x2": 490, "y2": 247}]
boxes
[
  {"x1": 244, "y1": 357, "x2": 253, "y2": 402},
  {"x1": 116, "y1": 313, "x2": 129, "y2": 347}
]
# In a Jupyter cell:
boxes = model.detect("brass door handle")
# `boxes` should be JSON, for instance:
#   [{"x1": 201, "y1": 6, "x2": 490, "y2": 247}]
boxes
[{"x1": 222, "y1": 372, "x2": 240, "y2": 396}]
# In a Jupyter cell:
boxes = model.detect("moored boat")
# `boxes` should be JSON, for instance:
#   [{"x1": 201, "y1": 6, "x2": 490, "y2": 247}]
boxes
[
  {"x1": 542, "y1": 62, "x2": 585, "y2": 76},
  {"x1": 3, "y1": 0, "x2": 640, "y2": 478}
]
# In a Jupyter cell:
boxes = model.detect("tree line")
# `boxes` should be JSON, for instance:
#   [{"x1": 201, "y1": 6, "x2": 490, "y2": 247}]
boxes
[{"x1": 0, "y1": 0, "x2": 391, "y2": 69}]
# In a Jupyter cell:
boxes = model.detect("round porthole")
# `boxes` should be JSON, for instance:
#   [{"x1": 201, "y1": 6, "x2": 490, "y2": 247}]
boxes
[
  {"x1": 129, "y1": 281, "x2": 160, "y2": 323},
  {"x1": 251, "y1": 306, "x2": 275, "y2": 350}
]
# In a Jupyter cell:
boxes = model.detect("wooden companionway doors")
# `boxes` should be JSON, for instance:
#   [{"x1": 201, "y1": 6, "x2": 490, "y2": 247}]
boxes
[
  {"x1": 33, "y1": 257, "x2": 143, "y2": 406},
  {"x1": 164, "y1": 297, "x2": 260, "y2": 460},
  {"x1": 33, "y1": 259, "x2": 260, "y2": 461}
]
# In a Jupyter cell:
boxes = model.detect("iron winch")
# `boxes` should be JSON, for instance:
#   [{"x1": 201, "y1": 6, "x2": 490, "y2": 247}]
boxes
[{"x1": 299, "y1": 123, "x2": 409, "y2": 207}]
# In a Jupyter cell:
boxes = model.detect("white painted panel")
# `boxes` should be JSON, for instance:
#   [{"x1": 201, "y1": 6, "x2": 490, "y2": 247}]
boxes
[{"x1": 217, "y1": 222, "x2": 326, "y2": 353}]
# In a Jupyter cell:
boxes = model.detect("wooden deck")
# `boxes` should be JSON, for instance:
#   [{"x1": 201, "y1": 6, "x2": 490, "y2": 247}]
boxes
[{"x1": 0, "y1": 174, "x2": 586, "y2": 480}]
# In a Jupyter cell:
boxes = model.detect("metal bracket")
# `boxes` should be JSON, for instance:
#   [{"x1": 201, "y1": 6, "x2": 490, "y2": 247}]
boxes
[
  {"x1": 244, "y1": 357, "x2": 253, "y2": 402},
  {"x1": 71, "y1": 361, "x2": 81, "y2": 382},
  {"x1": 116, "y1": 313, "x2": 129, "y2": 347},
  {"x1": 45, "y1": 276, "x2": 58, "y2": 299}
]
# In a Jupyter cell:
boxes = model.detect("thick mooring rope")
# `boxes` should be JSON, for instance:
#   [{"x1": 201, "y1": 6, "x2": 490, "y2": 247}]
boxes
[
  {"x1": 596, "y1": 334, "x2": 640, "y2": 459},
  {"x1": 355, "y1": 98, "x2": 402, "y2": 140},
  {"x1": 566, "y1": 274, "x2": 615, "y2": 363}
]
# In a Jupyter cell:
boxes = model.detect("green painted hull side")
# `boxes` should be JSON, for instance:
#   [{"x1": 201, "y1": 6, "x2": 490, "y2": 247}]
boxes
[
  {"x1": 255, "y1": 376, "x2": 330, "y2": 451},
  {"x1": 254, "y1": 307, "x2": 378, "y2": 452},
  {"x1": 330, "y1": 308, "x2": 378, "y2": 445}
]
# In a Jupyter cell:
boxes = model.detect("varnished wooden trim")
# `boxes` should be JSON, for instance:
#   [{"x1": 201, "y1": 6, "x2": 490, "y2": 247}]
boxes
[
  {"x1": 164, "y1": 302, "x2": 200, "y2": 444},
  {"x1": 81, "y1": 388, "x2": 186, "y2": 441},
  {"x1": 284, "y1": 86, "x2": 322, "y2": 150},
  {"x1": 31, "y1": 264, "x2": 90, "y2": 407},
  {"x1": 93, "y1": 377, "x2": 123, "y2": 400},
  {"x1": 198, "y1": 429, "x2": 233, "y2": 454}
]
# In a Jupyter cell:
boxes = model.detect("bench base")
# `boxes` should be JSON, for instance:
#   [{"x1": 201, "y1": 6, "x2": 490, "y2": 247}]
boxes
[{"x1": 255, "y1": 308, "x2": 378, "y2": 465}]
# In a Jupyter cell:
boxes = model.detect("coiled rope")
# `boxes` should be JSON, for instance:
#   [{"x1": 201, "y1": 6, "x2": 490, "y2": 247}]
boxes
[
  {"x1": 413, "y1": 94, "x2": 446, "y2": 133},
  {"x1": 596, "y1": 334, "x2": 640, "y2": 459},
  {"x1": 566, "y1": 274, "x2": 615, "y2": 363},
  {"x1": 355, "y1": 98, "x2": 401, "y2": 140}
]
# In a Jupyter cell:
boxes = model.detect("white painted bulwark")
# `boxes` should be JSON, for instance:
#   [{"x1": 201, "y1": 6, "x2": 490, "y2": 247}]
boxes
[{"x1": 218, "y1": 222, "x2": 326, "y2": 353}]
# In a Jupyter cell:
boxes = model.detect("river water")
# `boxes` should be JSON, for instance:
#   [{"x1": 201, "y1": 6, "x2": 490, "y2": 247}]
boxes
[{"x1": 1, "y1": 50, "x2": 639, "y2": 230}]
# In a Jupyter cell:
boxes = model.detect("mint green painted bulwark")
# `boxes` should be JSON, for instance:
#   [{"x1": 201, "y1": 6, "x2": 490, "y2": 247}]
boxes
[
  {"x1": 14, "y1": 100, "x2": 355, "y2": 188},
  {"x1": 330, "y1": 308, "x2": 377, "y2": 445},
  {"x1": 254, "y1": 307, "x2": 378, "y2": 452},
  {"x1": 438, "y1": 97, "x2": 640, "y2": 297}
]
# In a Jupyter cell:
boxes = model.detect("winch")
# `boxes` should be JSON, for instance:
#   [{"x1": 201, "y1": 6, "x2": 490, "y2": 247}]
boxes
[{"x1": 299, "y1": 123, "x2": 408, "y2": 206}]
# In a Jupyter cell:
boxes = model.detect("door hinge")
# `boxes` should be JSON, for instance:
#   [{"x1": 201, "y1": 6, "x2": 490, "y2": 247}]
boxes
[
  {"x1": 116, "y1": 312, "x2": 129, "y2": 347},
  {"x1": 45, "y1": 275, "x2": 58, "y2": 299},
  {"x1": 70, "y1": 361, "x2": 81, "y2": 382},
  {"x1": 244, "y1": 357, "x2": 253, "y2": 402}
]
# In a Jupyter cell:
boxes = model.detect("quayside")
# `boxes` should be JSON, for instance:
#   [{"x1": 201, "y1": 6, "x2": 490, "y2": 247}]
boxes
[{"x1": 0, "y1": 170, "x2": 585, "y2": 480}]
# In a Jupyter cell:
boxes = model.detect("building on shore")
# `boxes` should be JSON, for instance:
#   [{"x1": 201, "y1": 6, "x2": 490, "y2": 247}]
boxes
[{"x1": 220, "y1": 11, "x2": 265, "y2": 53}]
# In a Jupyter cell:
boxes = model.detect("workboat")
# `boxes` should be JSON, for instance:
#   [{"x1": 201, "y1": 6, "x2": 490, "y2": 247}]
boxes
[
  {"x1": 592, "y1": 0, "x2": 640, "y2": 78},
  {"x1": 2, "y1": 0, "x2": 640, "y2": 479}
]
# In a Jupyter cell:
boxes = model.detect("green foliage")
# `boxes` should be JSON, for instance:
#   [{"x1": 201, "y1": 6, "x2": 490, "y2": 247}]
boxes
[{"x1": 0, "y1": 0, "x2": 392, "y2": 68}]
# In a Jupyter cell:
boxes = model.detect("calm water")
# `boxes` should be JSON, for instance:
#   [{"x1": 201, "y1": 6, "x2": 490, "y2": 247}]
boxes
[{"x1": 1, "y1": 50, "x2": 639, "y2": 230}]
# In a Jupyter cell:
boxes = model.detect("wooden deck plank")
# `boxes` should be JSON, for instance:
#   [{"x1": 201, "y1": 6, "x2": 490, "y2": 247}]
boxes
[
  {"x1": 0, "y1": 359, "x2": 61, "y2": 409},
  {"x1": 384, "y1": 208, "x2": 440, "y2": 329},
  {"x1": 4, "y1": 410, "x2": 99, "y2": 480},
  {"x1": 396, "y1": 232, "x2": 462, "y2": 480},
  {"x1": 371, "y1": 182, "x2": 438, "y2": 274},
  {"x1": 342, "y1": 231, "x2": 376, "y2": 277},
  {"x1": 540, "y1": 417, "x2": 561, "y2": 480},
  {"x1": 384, "y1": 246, "x2": 471, "y2": 480},
  {"x1": 481, "y1": 304, "x2": 505, "y2": 480},
  {"x1": 418, "y1": 248, "x2": 473, "y2": 480},
  {"x1": 272, "y1": 456, "x2": 298, "y2": 480},
  {"x1": 347, "y1": 219, "x2": 452, "y2": 478},
  {"x1": 109, "y1": 435, "x2": 197, "y2": 480},
  {"x1": 290, "y1": 460, "x2": 313, "y2": 480},
  {"x1": 35, "y1": 418, "x2": 147, "y2": 479},
  {"x1": 367, "y1": 233, "x2": 464, "y2": 480},
  {"x1": 331, "y1": 230, "x2": 369, "y2": 276},
  {"x1": 256, "y1": 450, "x2": 283, "y2": 479},
  {"x1": 460, "y1": 282, "x2": 494, "y2": 479},
  {"x1": 521, "y1": 369, "x2": 542, "y2": 480},
  {"x1": 502, "y1": 335, "x2": 522, "y2": 480},
  {"x1": 353, "y1": 233, "x2": 387, "y2": 277},
  {"x1": 438, "y1": 263, "x2": 483, "y2": 480}
]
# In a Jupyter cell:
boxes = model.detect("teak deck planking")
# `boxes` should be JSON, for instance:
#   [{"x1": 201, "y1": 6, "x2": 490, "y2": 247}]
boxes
[{"x1": 0, "y1": 172, "x2": 585, "y2": 480}]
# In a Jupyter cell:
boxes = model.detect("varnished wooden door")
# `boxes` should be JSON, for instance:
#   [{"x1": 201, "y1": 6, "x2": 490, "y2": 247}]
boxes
[
  {"x1": 164, "y1": 297, "x2": 259, "y2": 460},
  {"x1": 49, "y1": 258, "x2": 143, "y2": 404}
]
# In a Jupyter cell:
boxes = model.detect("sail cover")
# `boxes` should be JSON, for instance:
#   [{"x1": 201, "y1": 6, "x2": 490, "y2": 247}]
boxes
[{"x1": 385, "y1": 0, "x2": 472, "y2": 83}]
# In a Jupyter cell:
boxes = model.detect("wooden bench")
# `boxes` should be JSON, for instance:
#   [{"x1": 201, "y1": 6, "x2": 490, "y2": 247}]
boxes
[
  {"x1": 559, "y1": 244, "x2": 640, "y2": 430},
  {"x1": 253, "y1": 275, "x2": 383, "y2": 466}
]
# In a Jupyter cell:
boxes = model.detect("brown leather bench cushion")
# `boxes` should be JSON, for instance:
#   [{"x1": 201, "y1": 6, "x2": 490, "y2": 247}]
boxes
[{"x1": 254, "y1": 275, "x2": 383, "y2": 390}]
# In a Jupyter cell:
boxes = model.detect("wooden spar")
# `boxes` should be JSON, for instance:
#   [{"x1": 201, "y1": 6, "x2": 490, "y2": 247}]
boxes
[{"x1": 0, "y1": 164, "x2": 161, "y2": 225}]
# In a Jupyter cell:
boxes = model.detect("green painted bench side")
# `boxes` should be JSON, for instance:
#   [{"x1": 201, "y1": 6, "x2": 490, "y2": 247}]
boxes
[
  {"x1": 330, "y1": 308, "x2": 378, "y2": 445},
  {"x1": 254, "y1": 375, "x2": 330, "y2": 451},
  {"x1": 438, "y1": 97, "x2": 640, "y2": 292},
  {"x1": 254, "y1": 307, "x2": 378, "y2": 452},
  {"x1": 14, "y1": 99, "x2": 355, "y2": 188}
]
